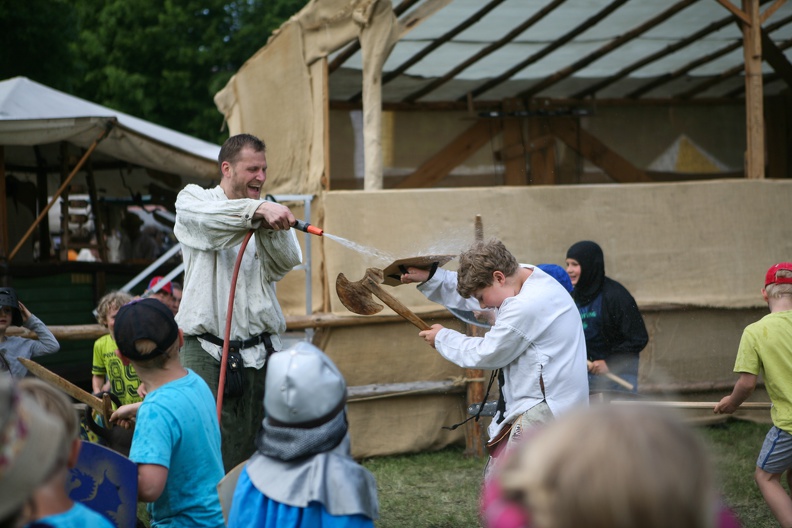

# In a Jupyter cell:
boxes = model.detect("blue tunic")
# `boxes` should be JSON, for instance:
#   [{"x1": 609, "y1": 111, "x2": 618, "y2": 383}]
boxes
[{"x1": 228, "y1": 467, "x2": 374, "y2": 528}]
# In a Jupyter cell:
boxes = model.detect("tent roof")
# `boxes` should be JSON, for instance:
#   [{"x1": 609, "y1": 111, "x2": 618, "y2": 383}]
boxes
[
  {"x1": 0, "y1": 77, "x2": 220, "y2": 181},
  {"x1": 327, "y1": 0, "x2": 792, "y2": 107}
]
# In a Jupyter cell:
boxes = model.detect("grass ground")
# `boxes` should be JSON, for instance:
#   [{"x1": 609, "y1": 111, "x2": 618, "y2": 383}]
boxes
[{"x1": 361, "y1": 419, "x2": 780, "y2": 528}]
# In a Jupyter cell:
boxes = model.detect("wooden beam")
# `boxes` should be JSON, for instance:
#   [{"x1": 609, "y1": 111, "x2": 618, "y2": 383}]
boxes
[
  {"x1": 627, "y1": 13, "x2": 792, "y2": 98},
  {"x1": 519, "y1": 0, "x2": 700, "y2": 99},
  {"x1": 394, "y1": 119, "x2": 503, "y2": 188},
  {"x1": 548, "y1": 117, "x2": 652, "y2": 183},
  {"x1": 328, "y1": 0, "x2": 421, "y2": 74},
  {"x1": 468, "y1": 0, "x2": 630, "y2": 101},
  {"x1": 528, "y1": 118, "x2": 556, "y2": 185},
  {"x1": 402, "y1": 0, "x2": 566, "y2": 103},
  {"x1": 715, "y1": 0, "x2": 752, "y2": 25},
  {"x1": 572, "y1": 15, "x2": 734, "y2": 99},
  {"x1": 501, "y1": 100, "x2": 528, "y2": 185},
  {"x1": 347, "y1": 0, "x2": 509, "y2": 102},
  {"x1": 761, "y1": 33, "x2": 792, "y2": 89},
  {"x1": 760, "y1": 0, "x2": 787, "y2": 23},
  {"x1": 743, "y1": 0, "x2": 766, "y2": 179},
  {"x1": 677, "y1": 63, "x2": 744, "y2": 99}
]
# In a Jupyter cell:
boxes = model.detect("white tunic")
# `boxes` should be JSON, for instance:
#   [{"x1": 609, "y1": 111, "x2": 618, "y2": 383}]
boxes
[
  {"x1": 418, "y1": 265, "x2": 589, "y2": 439},
  {"x1": 174, "y1": 184, "x2": 303, "y2": 369}
]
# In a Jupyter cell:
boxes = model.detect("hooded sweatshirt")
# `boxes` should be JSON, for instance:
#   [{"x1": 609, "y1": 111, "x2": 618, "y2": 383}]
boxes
[{"x1": 566, "y1": 241, "x2": 648, "y2": 373}]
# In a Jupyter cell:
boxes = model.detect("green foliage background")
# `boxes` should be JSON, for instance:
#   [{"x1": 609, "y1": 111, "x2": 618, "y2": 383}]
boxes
[{"x1": 0, "y1": 0, "x2": 309, "y2": 144}]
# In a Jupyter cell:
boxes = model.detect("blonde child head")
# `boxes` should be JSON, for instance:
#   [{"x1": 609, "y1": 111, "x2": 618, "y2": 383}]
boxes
[
  {"x1": 95, "y1": 291, "x2": 134, "y2": 328},
  {"x1": 499, "y1": 404, "x2": 717, "y2": 528}
]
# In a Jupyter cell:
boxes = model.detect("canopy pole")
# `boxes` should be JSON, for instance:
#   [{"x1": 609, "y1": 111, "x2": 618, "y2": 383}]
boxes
[
  {"x1": 742, "y1": 0, "x2": 765, "y2": 179},
  {"x1": 8, "y1": 122, "x2": 114, "y2": 263}
]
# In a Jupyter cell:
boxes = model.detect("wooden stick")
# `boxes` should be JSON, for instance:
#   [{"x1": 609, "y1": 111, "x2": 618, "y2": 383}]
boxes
[
  {"x1": 610, "y1": 400, "x2": 771, "y2": 409},
  {"x1": 18, "y1": 357, "x2": 113, "y2": 425},
  {"x1": 588, "y1": 360, "x2": 634, "y2": 391}
]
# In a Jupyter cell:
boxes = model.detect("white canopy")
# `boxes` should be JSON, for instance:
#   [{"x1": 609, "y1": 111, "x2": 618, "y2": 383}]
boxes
[{"x1": 0, "y1": 76, "x2": 220, "y2": 183}]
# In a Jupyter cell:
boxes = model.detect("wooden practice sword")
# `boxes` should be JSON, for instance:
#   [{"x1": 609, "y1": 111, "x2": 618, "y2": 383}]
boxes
[{"x1": 18, "y1": 357, "x2": 114, "y2": 427}]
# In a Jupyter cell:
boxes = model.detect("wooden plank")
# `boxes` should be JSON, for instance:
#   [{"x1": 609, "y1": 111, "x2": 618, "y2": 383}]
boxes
[
  {"x1": 548, "y1": 117, "x2": 652, "y2": 183},
  {"x1": 395, "y1": 119, "x2": 503, "y2": 188},
  {"x1": 347, "y1": 379, "x2": 466, "y2": 401},
  {"x1": 743, "y1": 0, "x2": 766, "y2": 179}
]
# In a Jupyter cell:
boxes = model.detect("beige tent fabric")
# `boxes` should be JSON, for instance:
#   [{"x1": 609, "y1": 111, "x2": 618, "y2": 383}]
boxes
[
  {"x1": 274, "y1": 180, "x2": 786, "y2": 456},
  {"x1": 320, "y1": 180, "x2": 792, "y2": 312}
]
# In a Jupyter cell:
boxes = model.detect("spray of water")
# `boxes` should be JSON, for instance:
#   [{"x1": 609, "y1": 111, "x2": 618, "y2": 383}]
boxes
[{"x1": 324, "y1": 233, "x2": 397, "y2": 264}]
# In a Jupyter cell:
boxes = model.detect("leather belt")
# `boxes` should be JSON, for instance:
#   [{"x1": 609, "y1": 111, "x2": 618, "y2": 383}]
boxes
[{"x1": 198, "y1": 331, "x2": 273, "y2": 352}]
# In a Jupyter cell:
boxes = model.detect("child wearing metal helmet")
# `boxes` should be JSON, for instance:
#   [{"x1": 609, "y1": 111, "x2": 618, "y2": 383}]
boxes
[
  {"x1": 715, "y1": 262, "x2": 792, "y2": 527},
  {"x1": 0, "y1": 287, "x2": 60, "y2": 378},
  {"x1": 227, "y1": 341, "x2": 379, "y2": 528}
]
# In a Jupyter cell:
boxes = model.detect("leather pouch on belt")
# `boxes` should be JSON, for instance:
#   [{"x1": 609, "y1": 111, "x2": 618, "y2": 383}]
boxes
[{"x1": 224, "y1": 349, "x2": 245, "y2": 398}]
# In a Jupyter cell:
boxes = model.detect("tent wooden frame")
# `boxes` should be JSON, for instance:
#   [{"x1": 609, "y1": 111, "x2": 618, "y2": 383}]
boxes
[{"x1": 315, "y1": 0, "x2": 790, "y2": 188}]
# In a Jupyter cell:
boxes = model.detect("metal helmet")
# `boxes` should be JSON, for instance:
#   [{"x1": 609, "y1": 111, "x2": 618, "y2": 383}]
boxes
[
  {"x1": 0, "y1": 288, "x2": 23, "y2": 327},
  {"x1": 264, "y1": 341, "x2": 347, "y2": 426}
]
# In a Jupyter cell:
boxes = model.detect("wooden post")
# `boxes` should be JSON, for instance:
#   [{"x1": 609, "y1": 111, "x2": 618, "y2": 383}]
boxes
[
  {"x1": 8, "y1": 124, "x2": 112, "y2": 262},
  {"x1": 464, "y1": 214, "x2": 487, "y2": 457},
  {"x1": 743, "y1": 0, "x2": 765, "y2": 179},
  {"x1": 529, "y1": 117, "x2": 556, "y2": 185},
  {"x1": 85, "y1": 161, "x2": 108, "y2": 263},
  {"x1": 502, "y1": 99, "x2": 528, "y2": 185}
]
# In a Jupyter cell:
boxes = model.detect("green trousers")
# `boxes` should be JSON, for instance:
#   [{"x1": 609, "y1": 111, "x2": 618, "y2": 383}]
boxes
[{"x1": 180, "y1": 336, "x2": 266, "y2": 472}]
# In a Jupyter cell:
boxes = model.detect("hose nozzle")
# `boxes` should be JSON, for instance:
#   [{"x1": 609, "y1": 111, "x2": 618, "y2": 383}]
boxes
[{"x1": 293, "y1": 219, "x2": 324, "y2": 237}]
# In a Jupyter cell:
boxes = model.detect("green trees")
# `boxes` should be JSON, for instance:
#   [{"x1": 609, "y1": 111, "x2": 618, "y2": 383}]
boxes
[{"x1": 1, "y1": 0, "x2": 308, "y2": 143}]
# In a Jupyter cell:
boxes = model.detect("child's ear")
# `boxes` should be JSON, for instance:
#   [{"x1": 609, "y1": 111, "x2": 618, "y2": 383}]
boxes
[{"x1": 67, "y1": 439, "x2": 82, "y2": 469}]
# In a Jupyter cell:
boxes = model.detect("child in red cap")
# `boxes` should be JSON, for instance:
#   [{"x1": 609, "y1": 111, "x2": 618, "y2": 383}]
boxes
[{"x1": 715, "y1": 262, "x2": 792, "y2": 526}]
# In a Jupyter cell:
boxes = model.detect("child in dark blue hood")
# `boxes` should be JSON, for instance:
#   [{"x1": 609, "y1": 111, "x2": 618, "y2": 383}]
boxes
[{"x1": 565, "y1": 241, "x2": 648, "y2": 392}]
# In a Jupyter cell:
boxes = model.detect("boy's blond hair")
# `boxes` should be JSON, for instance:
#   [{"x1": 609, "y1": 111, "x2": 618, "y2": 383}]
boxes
[
  {"x1": 17, "y1": 378, "x2": 79, "y2": 463},
  {"x1": 499, "y1": 405, "x2": 716, "y2": 528},
  {"x1": 766, "y1": 269, "x2": 792, "y2": 298},
  {"x1": 456, "y1": 239, "x2": 519, "y2": 299},
  {"x1": 95, "y1": 291, "x2": 133, "y2": 327}
]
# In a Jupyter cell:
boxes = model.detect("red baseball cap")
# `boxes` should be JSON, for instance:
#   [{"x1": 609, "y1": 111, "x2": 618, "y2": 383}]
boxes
[
  {"x1": 765, "y1": 263, "x2": 792, "y2": 287},
  {"x1": 147, "y1": 276, "x2": 173, "y2": 295}
]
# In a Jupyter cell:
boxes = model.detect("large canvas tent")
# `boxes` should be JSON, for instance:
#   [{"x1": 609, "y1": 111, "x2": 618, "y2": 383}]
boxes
[
  {"x1": 214, "y1": 0, "x2": 792, "y2": 458},
  {"x1": 0, "y1": 76, "x2": 221, "y2": 263}
]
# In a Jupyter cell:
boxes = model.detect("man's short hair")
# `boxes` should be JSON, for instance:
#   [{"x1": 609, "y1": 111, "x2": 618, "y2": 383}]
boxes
[
  {"x1": 456, "y1": 239, "x2": 519, "y2": 299},
  {"x1": 218, "y1": 134, "x2": 266, "y2": 168}
]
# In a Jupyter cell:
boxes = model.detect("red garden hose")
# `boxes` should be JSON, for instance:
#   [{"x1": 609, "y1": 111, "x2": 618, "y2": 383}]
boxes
[
  {"x1": 216, "y1": 229, "x2": 254, "y2": 422},
  {"x1": 215, "y1": 220, "x2": 323, "y2": 422}
]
